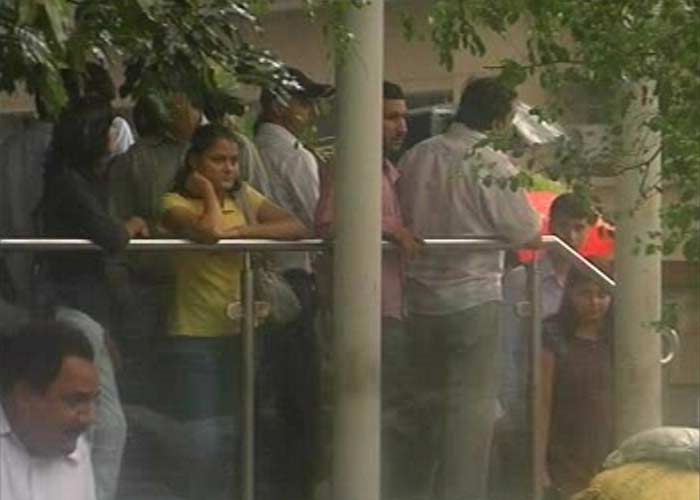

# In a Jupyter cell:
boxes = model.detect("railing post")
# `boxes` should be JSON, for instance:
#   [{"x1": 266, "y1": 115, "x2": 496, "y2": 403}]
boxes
[
  {"x1": 527, "y1": 257, "x2": 543, "y2": 500},
  {"x1": 240, "y1": 251, "x2": 256, "y2": 500}
]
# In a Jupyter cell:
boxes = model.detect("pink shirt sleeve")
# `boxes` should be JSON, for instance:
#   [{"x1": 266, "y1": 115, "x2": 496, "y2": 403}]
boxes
[{"x1": 314, "y1": 163, "x2": 335, "y2": 238}]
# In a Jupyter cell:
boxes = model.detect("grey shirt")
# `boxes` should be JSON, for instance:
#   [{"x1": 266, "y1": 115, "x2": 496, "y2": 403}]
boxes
[
  {"x1": 108, "y1": 135, "x2": 187, "y2": 232},
  {"x1": 107, "y1": 135, "x2": 187, "y2": 284}
]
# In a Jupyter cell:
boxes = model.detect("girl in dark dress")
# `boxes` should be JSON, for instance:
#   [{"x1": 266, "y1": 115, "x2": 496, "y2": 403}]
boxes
[{"x1": 541, "y1": 261, "x2": 615, "y2": 498}]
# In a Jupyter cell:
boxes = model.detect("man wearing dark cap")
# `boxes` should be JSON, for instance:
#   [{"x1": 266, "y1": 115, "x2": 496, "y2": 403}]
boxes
[
  {"x1": 252, "y1": 67, "x2": 333, "y2": 500},
  {"x1": 253, "y1": 67, "x2": 333, "y2": 238}
]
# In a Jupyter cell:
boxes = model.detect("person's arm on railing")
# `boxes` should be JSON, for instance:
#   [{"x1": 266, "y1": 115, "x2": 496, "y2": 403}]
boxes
[
  {"x1": 522, "y1": 234, "x2": 543, "y2": 249},
  {"x1": 161, "y1": 172, "x2": 226, "y2": 244},
  {"x1": 383, "y1": 224, "x2": 425, "y2": 259},
  {"x1": 225, "y1": 199, "x2": 309, "y2": 240}
]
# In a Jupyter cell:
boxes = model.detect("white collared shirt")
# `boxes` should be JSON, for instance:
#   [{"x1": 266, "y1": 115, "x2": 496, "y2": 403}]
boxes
[
  {"x1": 0, "y1": 402, "x2": 96, "y2": 500},
  {"x1": 253, "y1": 122, "x2": 320, "y2": 270}
]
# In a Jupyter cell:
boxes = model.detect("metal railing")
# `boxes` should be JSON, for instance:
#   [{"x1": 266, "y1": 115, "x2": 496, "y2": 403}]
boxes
[{"x1": 0, "y1": 235, "x2": 618, "y2": 500}]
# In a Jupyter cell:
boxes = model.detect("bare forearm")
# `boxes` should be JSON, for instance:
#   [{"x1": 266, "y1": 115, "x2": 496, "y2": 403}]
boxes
[{"x1": 223, "y1": 220, "x2": 310, "y2": 240}]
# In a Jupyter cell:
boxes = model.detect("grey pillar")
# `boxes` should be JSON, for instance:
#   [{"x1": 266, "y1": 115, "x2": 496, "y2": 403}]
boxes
[
  {"x1": 332, "y1": 3, "x2": 384, "y2": 500},
  {"x1": 614, "y1": 81, "x2": 663, "y2": 442}
]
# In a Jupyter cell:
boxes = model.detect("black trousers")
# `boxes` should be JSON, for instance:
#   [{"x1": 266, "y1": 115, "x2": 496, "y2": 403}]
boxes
[{"x1": 256, "y1": 269, "x2": 319, "y2": 500}]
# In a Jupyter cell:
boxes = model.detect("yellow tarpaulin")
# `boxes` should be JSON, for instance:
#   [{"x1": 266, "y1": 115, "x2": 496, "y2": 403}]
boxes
[{"x1": 571, "y1": 461, "x2": 699, "y2": 500}]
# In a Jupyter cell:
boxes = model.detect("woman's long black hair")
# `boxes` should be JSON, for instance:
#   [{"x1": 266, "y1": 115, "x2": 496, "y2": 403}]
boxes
[
  {"x1": 548, "y1": 259, "x2": 615, "y2": 341},
  {"x1": 44, "y1": 98, "x2": 114, "y2": 178},
  {"x1": 172, "y1": 123, "x2": 242, "y2": 197}
]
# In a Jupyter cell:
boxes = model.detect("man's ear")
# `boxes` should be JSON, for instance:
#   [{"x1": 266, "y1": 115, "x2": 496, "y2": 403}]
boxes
[
  {"x1": 12, "y1": 381, "x2": 41, "y2": 412},
  {"x1": 270, "y1": 100, "x2": 289, "y2": 121}
]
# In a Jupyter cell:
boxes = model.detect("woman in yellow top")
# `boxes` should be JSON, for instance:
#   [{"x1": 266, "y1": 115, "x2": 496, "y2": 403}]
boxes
[{"x1": 157, "y1": 123, "x2": 307, "y2": 425}]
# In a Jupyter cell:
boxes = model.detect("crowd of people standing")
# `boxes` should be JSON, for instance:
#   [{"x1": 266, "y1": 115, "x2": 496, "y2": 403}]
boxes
[{"x1": 0, "y1": 61, "x2": 616, "y2": 500}]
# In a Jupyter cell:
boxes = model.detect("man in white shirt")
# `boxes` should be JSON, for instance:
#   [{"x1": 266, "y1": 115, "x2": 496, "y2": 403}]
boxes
[
  {"x1": 1, "y1": 320, "x2": 99, "y2": 500},
  {"x1": 252, "y1": 66, "x2": 333, "y2": 265},
  {"x1": 398, "y1": 77, "x2": 541, "y2": 500}
]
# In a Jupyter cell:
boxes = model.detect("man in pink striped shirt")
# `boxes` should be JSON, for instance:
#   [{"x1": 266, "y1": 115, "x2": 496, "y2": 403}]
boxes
[{"x1": 315, "y1": 81, "x2": 423, "y2": 500}]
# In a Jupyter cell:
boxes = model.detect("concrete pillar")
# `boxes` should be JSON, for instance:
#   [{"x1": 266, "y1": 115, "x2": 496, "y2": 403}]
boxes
[
  {"x1": 614, "y1": 81, "x2": 663, "y2": 442},
  {"x1": 332, "y1": 3, "x2": 384, "y2": 500}
]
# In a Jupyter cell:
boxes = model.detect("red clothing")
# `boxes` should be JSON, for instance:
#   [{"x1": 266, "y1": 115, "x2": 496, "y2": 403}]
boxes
[{"x1": 315, "y1": 160, "x2": 404, "y2": 320}]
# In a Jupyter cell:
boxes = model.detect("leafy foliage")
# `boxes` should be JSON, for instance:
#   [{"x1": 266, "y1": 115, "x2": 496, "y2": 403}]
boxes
[
  {"x1": 0, "y1": 0, "x2": 290, "y2": 117},
  {"x1": 2, "y1": 0, "x2": 697, "y2": 259},
  {"x1": 406, "y1": 0, "x2": 700, "y2": 261}
]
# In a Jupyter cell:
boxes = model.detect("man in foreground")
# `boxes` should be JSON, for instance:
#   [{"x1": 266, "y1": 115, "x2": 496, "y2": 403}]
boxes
[{"x1": 1, "y1": 320, "x2": 100, "y2": 500}]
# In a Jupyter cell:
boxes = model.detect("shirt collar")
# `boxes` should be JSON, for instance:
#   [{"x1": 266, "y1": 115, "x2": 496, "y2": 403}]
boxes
[
  {"x1": 445, "y1": 122, "x2": 487, "y2": 142},
  {"x1": 383, "y1": 159, "x2": 401, "y2": 184},
  {"x1": 222, "y1": 195, "x2": 238, "y2": 213},
  {"x1": 257, "y1": 122, "x2": 300, "y2": 149}
]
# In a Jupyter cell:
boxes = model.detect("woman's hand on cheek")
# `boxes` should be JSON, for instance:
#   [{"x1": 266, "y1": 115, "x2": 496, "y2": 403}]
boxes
[{"x1": 186, "y1": 171, "x2": 214, "y2": 198}]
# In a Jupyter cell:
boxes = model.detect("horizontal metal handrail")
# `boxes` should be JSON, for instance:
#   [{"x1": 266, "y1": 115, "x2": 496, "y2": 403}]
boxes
[
  {"x1": 0, "y1": 238, "x2": 329, "y2": 252},
  {"x1": 0, "y1": 235, "x2": 615, "y2": 290},
  {"x1": 0, "y1": 236, "x2": 510, "y2": 251}
]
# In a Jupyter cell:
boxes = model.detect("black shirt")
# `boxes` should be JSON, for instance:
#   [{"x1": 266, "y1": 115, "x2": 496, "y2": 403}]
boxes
[{"x1": 41, "y1": 167, "x2": 128, "y2": 282}]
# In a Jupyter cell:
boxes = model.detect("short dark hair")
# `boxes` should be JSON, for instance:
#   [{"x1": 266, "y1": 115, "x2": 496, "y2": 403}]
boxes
[
  {"x1": 454, "y1": 77, "x2": 517, "y2": 131},
  {"x1": 0, "y1": 320, "x2": 94, "y2": 395},
  {"x1": 63, "y1": 62, "x2": 116, "y2": 106},
  {"x1": 550, "y1": 193, "x2": 595, "y2": 223},
  {"x1": 383, "y1": 81, "x2": 405, "y2": 100},
  {"x1": 133, "y1": 93, "x2": 171, "y2": 137}
]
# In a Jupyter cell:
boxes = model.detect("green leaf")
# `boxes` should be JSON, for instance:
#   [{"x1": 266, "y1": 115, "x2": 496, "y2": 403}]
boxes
[
  {"x1": 498, "y1": 59, "x2": 527, "y2": 88},
  {"x1": 400, "y1": 12, "x2": 416, "y2": 40},
  {"x1": 18, "y1": 0, "x2": 39, "y2": 24},
  {"x1": 41, "y1": 0, "x2": 72, "y2": 46}
]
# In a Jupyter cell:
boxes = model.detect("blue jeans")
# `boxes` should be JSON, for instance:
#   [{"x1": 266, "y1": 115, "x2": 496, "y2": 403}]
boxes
[
  {"x1": 154, "y1": 336, "x2": 243, "y2": 499},
  {"x1": 155, "y1": 336, "x2": 241, "y2": 421}
]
